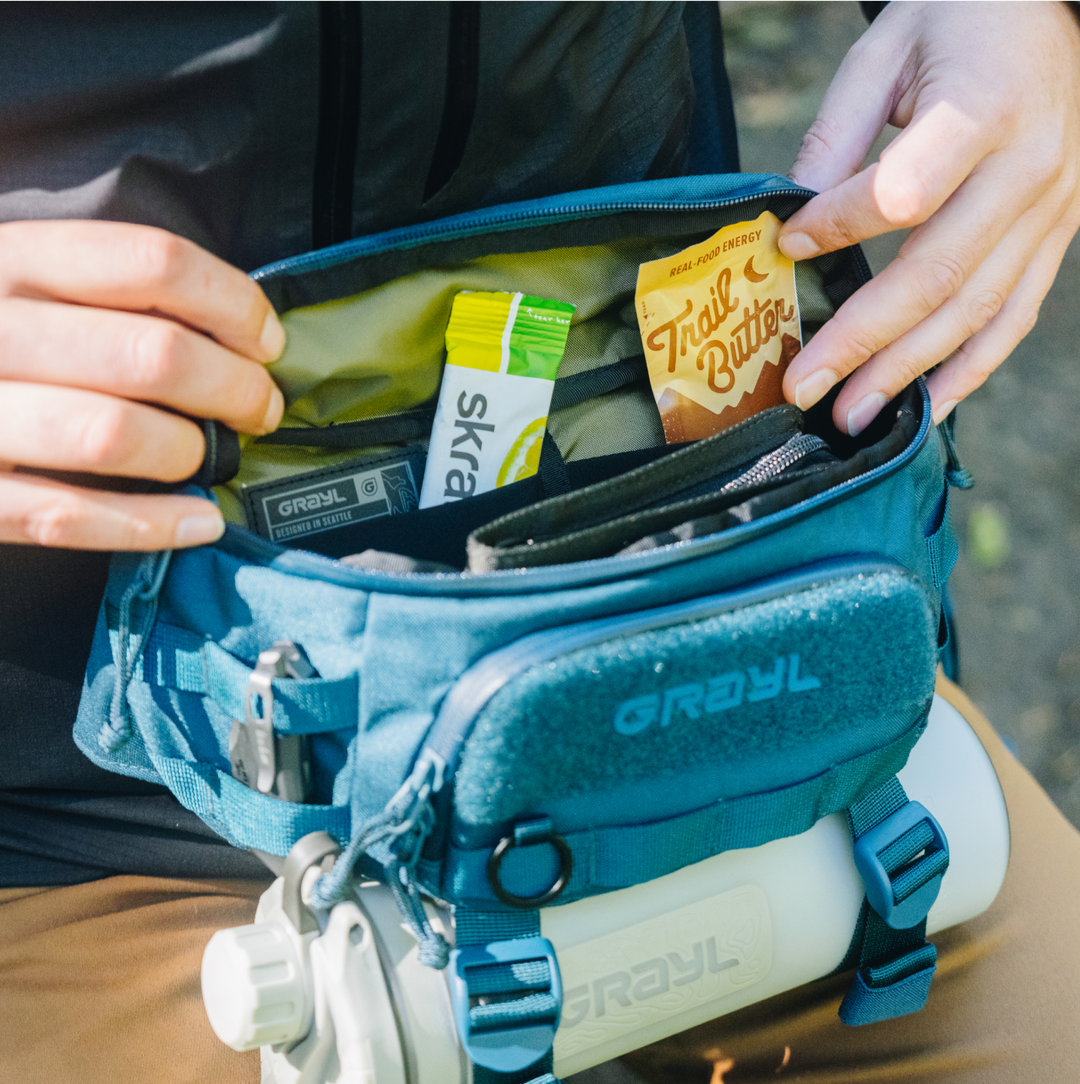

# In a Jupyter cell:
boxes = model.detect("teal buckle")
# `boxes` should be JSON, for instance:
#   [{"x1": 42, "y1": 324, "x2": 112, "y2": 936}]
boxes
[
  {"x1": 853, "y1": 801, "x2": 949, "y2": 930},
  {"x1": 449, "y1": 936, "x2": 562, "y2": 1074}
]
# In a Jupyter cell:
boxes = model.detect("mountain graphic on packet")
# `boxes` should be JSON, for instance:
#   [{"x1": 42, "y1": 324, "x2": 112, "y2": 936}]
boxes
[{"x1": 635, "y1": 210, "x2": 802, "y2": 443}]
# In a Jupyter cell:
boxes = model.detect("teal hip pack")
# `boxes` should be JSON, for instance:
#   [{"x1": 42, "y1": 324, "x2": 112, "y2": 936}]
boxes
[{"x1": 75, "y1": 174, "x2": 968, "y2": 1072}]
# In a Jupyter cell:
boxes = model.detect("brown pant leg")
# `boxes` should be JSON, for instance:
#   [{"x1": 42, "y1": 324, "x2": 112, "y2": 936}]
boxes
[
  {"x1": 0, "y1": 874, "x2": 271, "y2": 1084},
  {"x1": 612, "y1": 676, "x2": 1080, "y2": 1084}
]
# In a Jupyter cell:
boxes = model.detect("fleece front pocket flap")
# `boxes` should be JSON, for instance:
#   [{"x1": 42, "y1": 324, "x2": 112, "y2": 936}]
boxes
[{"x1": 442, "y1": 560, "x2": 938, "y2": 870}]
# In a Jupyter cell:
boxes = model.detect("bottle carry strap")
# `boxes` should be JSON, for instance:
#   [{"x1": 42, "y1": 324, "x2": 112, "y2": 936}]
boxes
[
  {"x1": 839, "y1": 776, "x2": 950, "y2": 1025},
  {"x1": 451, "y1": 909, "x2": 562, "y2": 1084}
]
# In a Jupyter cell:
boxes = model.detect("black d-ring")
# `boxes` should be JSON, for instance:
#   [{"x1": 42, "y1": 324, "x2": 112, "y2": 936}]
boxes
[{"x1": 487, "y1": 831, "x2": 573, "y2": 909}]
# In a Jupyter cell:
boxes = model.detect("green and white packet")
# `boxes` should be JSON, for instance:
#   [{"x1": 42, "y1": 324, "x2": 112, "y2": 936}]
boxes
[{"x1": 419, "y1": 291, "x2": 574, "y2": 509}]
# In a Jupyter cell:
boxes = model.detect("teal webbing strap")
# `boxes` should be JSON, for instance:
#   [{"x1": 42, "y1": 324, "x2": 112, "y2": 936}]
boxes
[
  {"x1": 442, "y1": 729, "x2": 923, "y2": 907},
  {"x1": 454, "y1": 910, "x2": 562, "y2": 1084},
  {"x1": 473, "y1": 1060, "x2": 557, "y2": 1084},
  {"x1": 153, "y1": 751, "x2": 350, "y2": 854},
  {"x1": 456, "y1": 910, "x2": 542, "y2": 944},
  {"x1": 838, "y1": 903, "x2": 937, "y2": 1026},
  {"x1": 202, "y1": 641, "x2": 359, "y2": 733},
  {"x1": 109, "y1": 616, "x2": 360, "y2": 734},
  {"x1": 839, "y1": 776, "x2": 941, "y2": 1026},
  {"x1": 924, "y1": 484, "x2": 959, "y2": 588},
  {"x1": 106, "y1": 677, "x2": 352, "y2": 857},
  {"x1": 847, "y1": 775, "x2": 908, "y2": 837}
]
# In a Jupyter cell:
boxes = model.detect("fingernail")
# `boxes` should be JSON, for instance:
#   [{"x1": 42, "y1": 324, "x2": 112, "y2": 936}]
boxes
[
  {"x1": 261, "y1": 385, "x2": 284, "y2": 433},
  {"x1": 259, "y1": 311, "x2": 286, "y2": 360},
  {"x1": 932, "y1": 399, "x2": 958, "y2": 425},
  {"x1": 794, "y1": 369, "x2": 839, "y2": 411},
  {"x1": 175, "y1": 512, "x2": 224, "y2": 547},
  {"x1": 777, "y1": 231, "x2": 820, "y2": 261},
  {"x1": 847, "y1": 392, "x2": 888, "y2": 437}
]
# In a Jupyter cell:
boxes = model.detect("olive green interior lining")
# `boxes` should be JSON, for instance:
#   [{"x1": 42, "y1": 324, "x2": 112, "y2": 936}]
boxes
[{"x1": 217, "y1": 234, "x2": 834, "y2": 528}]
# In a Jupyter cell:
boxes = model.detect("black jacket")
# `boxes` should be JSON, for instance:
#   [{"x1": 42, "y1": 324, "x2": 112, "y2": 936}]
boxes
[{"x1": 0, "y1": 1, "x2": 738, "y2": 885}]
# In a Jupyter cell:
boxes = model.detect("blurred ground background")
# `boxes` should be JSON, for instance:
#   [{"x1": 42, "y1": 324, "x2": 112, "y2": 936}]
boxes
[{"x1": 720, "y1": 1, "x2": 1080, "y2": 826}]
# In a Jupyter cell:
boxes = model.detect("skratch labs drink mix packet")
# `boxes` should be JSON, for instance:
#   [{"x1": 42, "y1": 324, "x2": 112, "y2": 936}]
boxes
[
  {"x1": 635, "y1": 210, "x2": 802, "y2": 443},
  {"x1": 419, "y1": 291, "x2": 575, "y2": 509}
]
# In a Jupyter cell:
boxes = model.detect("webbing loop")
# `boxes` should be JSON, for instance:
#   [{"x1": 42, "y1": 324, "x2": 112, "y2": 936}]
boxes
[{"x1": 839, "y1": 930, "x2": 937, "y2": 1027}]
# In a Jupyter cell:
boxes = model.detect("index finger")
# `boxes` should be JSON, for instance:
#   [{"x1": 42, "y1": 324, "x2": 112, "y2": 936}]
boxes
[
  {"x1": 0, "y1": 471, "x2": 225, "y2": 550},
  {"x1": 779, "y1": 97, "x2": 991, "y2": 261},
  {"x1": 0, "y1": 220, "x2": 285, "y2": 363}
]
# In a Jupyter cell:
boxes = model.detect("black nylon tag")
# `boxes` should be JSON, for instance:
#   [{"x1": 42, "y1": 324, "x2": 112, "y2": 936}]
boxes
[{"x1": 242, "y1": 447, "x2": 425, "y2": 544}]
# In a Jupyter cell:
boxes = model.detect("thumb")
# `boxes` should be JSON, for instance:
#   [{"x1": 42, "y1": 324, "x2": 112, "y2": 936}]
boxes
[{"x1": 788, "y1": 25, "x2": 908, "y2": 194}]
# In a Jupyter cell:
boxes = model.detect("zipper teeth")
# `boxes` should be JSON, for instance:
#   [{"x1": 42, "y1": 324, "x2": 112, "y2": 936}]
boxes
[
  {"x1": 251, "y1": 391, "x2": 929, "y2": 592},
  {"x1": 720, "y1": 434, "x2": 828, "y2": 494},
  {"x1": 594, "y1": 402, "x2": 927, "y2": 573},
  {"x1": 237, "y1": 177, "x2": 909, "y2": 590},
  {"x1": 254, "y1": 185, "x2": 815, "y2": 281}
]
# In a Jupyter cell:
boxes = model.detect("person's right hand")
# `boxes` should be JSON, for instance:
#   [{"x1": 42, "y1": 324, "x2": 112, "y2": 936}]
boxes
[
  {"x1": 0, "y1": 221, "x2": 285, "y2": 550},
  {"x1": 777, "y1": 1, "x2": 1080, "y2": 436}
]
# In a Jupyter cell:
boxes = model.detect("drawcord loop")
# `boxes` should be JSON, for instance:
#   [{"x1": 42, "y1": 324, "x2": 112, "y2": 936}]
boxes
[
  {"x1": 101, "y1": 550, "x2": 173, "y2": 753},
  {"x1": 309, "y1": 754, "x2": 450, "y2": 969}
]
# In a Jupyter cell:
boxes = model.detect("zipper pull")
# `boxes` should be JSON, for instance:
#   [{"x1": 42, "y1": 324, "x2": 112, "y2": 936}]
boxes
[
  {"x1": 938, "y1": 411, "x2": 974, "y2": 489},
  {"x1": 306, "y1": 748, "x2": 451, "y2": 968}
]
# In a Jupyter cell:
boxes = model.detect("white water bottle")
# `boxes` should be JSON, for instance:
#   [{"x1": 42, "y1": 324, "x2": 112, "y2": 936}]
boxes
[{"x1": 203, "y1": 693, "x2": 1010, "y2": 1083}]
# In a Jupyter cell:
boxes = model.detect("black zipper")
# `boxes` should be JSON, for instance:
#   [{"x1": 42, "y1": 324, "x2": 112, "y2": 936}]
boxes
[{"x1": 313, "y1": 2, "x2": 362, "y2": 249}]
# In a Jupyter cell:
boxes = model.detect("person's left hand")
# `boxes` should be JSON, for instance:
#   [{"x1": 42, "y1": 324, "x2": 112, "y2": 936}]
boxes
[{"x1": 778, "y1": 1, "x2": 1080, "y2": 435}]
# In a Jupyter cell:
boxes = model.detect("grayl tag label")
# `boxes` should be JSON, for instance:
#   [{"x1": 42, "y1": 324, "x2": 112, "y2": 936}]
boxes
[
  {"x1": 552, "y1": 884, "x2": 771, "y2": 1062},
  {"x1": 243, "y1": 449, "x2": 422, "y2": 543}
]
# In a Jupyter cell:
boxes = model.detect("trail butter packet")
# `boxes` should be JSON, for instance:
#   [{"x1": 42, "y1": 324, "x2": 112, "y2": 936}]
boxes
[
  {"x1": 418, "y1": 291, "x2": 574, "y2": 509},
  {"x1": 635, "y1": 210, "x2": 802, "y2": 442}
]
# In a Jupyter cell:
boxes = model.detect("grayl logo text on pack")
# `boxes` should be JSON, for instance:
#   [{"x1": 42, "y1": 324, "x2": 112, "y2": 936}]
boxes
[{"x1": 613, "y1": 652, "x2": 820, "y2": 735}]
